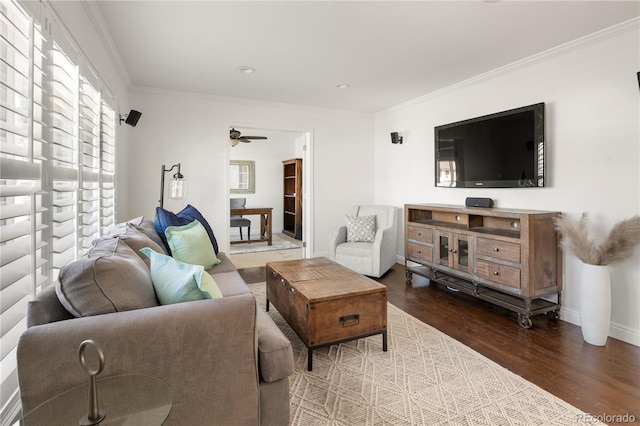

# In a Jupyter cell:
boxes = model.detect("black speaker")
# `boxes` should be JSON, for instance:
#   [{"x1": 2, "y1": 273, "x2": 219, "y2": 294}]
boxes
[
  {"x1": 465, "y1": 197, "x2": 493, "y2": 208},
  {"x1": 390, "y1": 132, "x2": 403, "y2": 144},
  {"x1": 125, "y1": 110, "x2": 142, "y2": 127}
]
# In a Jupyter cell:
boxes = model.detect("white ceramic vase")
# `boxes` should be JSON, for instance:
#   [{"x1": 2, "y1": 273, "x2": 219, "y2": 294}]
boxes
[{"x1": 579, "y1": 263, "x2": 611, "y2": 346}]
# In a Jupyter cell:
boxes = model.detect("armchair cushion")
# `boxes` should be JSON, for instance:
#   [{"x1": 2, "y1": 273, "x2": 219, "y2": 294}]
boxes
[
  {"x1": 56, "y1": 238, "x2": 158, "y2": 317},
  {"x1": 346, "y1": 214, "x2": 376, "y2": 242}
]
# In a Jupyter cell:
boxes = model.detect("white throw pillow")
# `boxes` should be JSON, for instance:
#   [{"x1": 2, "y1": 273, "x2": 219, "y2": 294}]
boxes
[{"x1": 346, "y1": 215, "x2": 376, "y2": 242}]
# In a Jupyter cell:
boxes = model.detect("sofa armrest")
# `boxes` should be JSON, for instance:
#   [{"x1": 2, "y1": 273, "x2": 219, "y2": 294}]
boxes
[
  {"x1": 256, "y1": 308, "x2": 293, "y2": 382},
  {"x1": 18, "y1": 294, "x2": 260, "y2": 426}
]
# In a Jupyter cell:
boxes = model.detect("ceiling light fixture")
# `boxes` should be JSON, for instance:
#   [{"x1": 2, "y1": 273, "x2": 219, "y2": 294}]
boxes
[
  {"x1": 236, "y1": 66, "x2": 256, "y2": 74},
  {"x1": 336, "y1": 83, "x2": 350, "y2": 89}
]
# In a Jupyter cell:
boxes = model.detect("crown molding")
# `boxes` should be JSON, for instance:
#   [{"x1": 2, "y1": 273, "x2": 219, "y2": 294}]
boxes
[
  {"x1": 377, "y1": 17, "x2": 640, "y2": 117},
  {"x1": 131, "y1": 85, "x2": 373, "y2": 118}
]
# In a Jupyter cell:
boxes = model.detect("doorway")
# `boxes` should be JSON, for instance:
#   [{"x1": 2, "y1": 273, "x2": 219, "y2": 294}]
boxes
[{"x1": 227, "y1": 125, "x2": 312, "y2": 269}]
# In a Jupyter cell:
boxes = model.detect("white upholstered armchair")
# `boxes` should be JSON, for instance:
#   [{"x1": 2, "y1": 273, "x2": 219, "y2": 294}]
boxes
[{"x1": 329, "y1": 205, "x2": 398, "y2": 278}]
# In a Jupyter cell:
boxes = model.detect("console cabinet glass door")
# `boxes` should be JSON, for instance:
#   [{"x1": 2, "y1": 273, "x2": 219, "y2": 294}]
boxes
[{"x1": 435, "y1": 230, "x2": 473, "y2": 274}]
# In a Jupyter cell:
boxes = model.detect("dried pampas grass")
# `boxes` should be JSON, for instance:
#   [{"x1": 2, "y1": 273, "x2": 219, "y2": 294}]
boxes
[{"x1": 555, "y1": 213, "x2": 640, "y2": 266}]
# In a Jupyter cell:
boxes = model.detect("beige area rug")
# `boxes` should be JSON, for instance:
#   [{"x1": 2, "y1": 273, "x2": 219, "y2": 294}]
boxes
[
  {"x1": 230, "y1": 233, "x2": 302, "y2": 254},
  {"x1": 249, "y1": 283, "x2": 603, "y2": 426}
]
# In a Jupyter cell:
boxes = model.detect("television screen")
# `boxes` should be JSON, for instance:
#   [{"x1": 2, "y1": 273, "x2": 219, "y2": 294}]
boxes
[{"x1": 435, "y1": 103, "x2": 545, "y2": 188}]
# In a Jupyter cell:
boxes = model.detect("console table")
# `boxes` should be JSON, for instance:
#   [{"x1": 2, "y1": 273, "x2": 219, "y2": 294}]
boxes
[
  {"x1": 230, "y1": 207, "x2": 273, "y2": 245},
  {"x1": 404, "y1": 203, "x2": 562, "y2": 328},
  {"x1": 22, "y1": 374, "x2": 172, "y2": 425}
]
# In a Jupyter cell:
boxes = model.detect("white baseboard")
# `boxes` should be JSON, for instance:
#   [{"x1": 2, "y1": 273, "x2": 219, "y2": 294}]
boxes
[
  {"x1": 561, "y1": 306, "x2": 639, "y2": 347},
  {"x1": 399, "y1": 256, "x2": 639, "y2": 347}
]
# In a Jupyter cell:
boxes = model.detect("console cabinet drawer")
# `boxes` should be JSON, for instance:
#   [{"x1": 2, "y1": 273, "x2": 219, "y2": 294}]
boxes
[
  {"x1": 407, "y1": 226, "x2": 432, "y2": 244},
  {"x1": 477, "y1": 260, "x2": 521, "y2": 288},
  {"x1": 477, "y1": 238, "x2": 521, "y2": 264},
  {"x1": 407, "y1": 242, "x2": 433, "y2": 263}
]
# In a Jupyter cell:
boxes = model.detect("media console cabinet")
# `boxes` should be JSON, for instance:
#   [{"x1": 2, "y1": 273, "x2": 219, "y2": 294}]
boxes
[{"x1": 404, "y1": 204, "x2": 562, "y2": 328}]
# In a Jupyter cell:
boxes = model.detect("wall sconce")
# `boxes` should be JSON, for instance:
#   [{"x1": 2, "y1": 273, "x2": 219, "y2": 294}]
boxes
[
  {"x1": 391, "y1": 132, "x2": 403, "y2": 144},
  {"x1": 120, "y1": 110, "x2": 142, "y2": 127},
  {"x1": 159, "y1": 163, "x2": 185, "y2": 208}
]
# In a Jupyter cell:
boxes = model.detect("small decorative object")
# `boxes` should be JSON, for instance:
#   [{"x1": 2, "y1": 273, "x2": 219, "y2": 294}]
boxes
[
  {"x1": 78, "y1": 339, "x2": 106, "y2": 425},
  {"x1": 555, "y1": 213, "x2": 640, "y2": 345}
]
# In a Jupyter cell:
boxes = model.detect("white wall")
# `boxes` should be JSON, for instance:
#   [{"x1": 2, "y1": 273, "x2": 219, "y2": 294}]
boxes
[
  {"x1": 126, "y1": 89, "x2": 374, "y2": 255},
  {"x1": 375, "y1": 21, "x2": 640, "y2": 345},
  {"x1": 230, "y1": 128, "x2": 299, "y2": 238}
]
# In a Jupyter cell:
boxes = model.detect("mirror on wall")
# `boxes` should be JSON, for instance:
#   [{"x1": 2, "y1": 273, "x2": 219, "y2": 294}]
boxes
[{"x1": 230, "y1": 160, "x2": 255, "y2": 194}]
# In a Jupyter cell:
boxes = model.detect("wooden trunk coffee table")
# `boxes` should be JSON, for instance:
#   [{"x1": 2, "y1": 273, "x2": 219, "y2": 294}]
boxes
[{"x1": 266, "y1": 258, "x2": 387, "y2": 371}]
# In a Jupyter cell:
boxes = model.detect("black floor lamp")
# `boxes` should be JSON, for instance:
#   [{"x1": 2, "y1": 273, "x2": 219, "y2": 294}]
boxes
[{"x1": 159, "y1": 163, "x2": 185, "y2": 208}]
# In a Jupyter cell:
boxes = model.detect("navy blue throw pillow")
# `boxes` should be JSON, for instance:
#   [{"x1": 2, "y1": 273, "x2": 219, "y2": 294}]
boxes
[{"x1": 154, "y1": 205, "x2": 219, "y2": 254}]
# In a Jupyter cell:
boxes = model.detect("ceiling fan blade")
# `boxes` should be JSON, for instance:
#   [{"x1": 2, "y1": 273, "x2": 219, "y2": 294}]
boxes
[{"x1": 242, "y1": 136, "x2": 268, "y2": 140}]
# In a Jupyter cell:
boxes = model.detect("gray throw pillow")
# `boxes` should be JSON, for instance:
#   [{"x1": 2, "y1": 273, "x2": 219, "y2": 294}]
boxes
[
  {"x1": 346, "y1": 215, "x2": 376, "y2": 242},
  {"x1": 56, "y1": 237, "x2": 158, "y2": 317},
  {"x1": 109, "y1": 223, "x2": 165, "y2": 269}
]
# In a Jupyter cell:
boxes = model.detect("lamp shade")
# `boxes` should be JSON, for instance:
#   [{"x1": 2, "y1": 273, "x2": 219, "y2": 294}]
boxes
[{"x1": 169, "y1": 178, "x2": 185, "y2": 200}]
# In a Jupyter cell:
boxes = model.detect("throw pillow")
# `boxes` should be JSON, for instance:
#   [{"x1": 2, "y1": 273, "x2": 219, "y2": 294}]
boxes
[
  {"x1": 346, "y1": 215, "x2": 377, "y2": 242},
  {"x1": 139, "y1": 247, "x2": 221, "y2": 304},
  {"x1": 177, "y1": 204, "x2": 219, "y2": 254},
  {"x1": 199, "y1": 272, "x2": 223, "y2": 299},
  {"x1": 107, "y1": 223, "x2": 166, "y2": 269},
  {"x1": 164, "y1": 220, "x2": 221, "y2": 269},
  {"x1": 153, "y1": 205, "x2": 219, "y2": 254},
  {"x1": 56, "y1": 238, "x2": 158, "y2": 317},
  {"x1": 133, "y1": 217, "x2": 168, "y2": 253}
]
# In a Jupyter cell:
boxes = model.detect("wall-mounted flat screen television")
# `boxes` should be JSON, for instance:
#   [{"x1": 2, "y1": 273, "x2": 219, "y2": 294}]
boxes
[{"x1": 435, "y1": 103, "x2": 545, "y2": 188}]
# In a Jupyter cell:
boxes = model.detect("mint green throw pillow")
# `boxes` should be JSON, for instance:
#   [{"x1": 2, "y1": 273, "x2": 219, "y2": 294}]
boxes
[
  {"x1": 164, "y1": 220, "x2": 221, "y2": 269},
  {"x1": 200, "y1": 272, "x2": 223, "y2": 299},
  {"x1": 140, "y1": 247, "x2": 222, "y2": 305}
]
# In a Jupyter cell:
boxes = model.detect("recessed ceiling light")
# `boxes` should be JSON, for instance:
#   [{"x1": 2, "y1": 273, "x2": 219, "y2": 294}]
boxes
[
  {"x1": 336, "y1": 83, "x2": 350, "y2": 89},
  {"x1": 236, "y1": 66, "x2": 256, "y2": 74}
]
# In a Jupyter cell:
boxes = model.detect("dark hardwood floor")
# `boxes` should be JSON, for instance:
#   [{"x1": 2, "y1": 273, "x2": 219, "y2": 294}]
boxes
[{"x1": 239, "y1": 263, "x2": 640, "y2": 425}]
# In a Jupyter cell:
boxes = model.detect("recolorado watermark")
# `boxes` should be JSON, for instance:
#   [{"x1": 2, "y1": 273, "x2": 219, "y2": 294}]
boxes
[{"x1": 576, "y1": 413, "x2": 637, "y2": 424}]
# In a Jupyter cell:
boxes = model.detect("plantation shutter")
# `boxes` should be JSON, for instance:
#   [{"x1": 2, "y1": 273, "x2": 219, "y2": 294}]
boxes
[
  {"x1": 0, "y1": 0, "x2": 48, "y2": 410},
  {"x1": 79, "y1": 75, "x2": 100, "y2": 249},
  {"x1": 1, "y1": 2, "x2": 119, "y2": 419},
  {"x1": 49, "y1": 41, "x2": 79, "y2": 278},
  {"x1": 100, "y1": 100, "x2": 116, "y2": 234}
]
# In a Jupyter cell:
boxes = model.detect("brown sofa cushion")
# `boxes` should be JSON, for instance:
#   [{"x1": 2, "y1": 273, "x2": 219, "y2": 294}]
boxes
[
  {"x1": 56, "y1": 237, "x2": 158, "y2": 317},
  {"x1": 256, "y1": 308, "x2": 294, "y2": 382}
]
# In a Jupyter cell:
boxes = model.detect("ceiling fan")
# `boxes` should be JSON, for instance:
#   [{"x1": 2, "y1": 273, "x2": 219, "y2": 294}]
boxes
[{"x1": 230, "y1": 128, "x2": 268, "y2": 147}]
